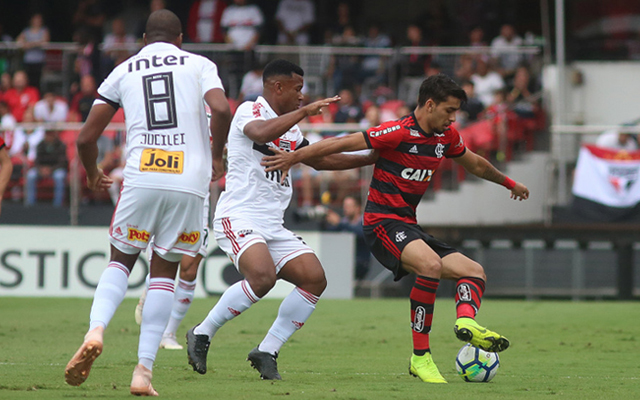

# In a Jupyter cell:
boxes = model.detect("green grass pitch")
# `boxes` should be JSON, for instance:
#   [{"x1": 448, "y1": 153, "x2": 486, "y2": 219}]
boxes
[{"x1": 0, "y1": 297, "x2": 638, "y2": 399}]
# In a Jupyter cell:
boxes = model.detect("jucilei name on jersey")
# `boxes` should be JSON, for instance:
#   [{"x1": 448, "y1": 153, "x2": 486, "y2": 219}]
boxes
[{"x1": 141, "y1": 132, "x2": 186, "y2": 146}]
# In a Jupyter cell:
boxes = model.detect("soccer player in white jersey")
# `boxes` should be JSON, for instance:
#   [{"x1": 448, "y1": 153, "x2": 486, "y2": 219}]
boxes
[
  {"x1": 64, "y1": 10, "x2": 231, "y2": 396},
  {"x1": 186, "y1": 59, "x2": 375, "y2": 380}
]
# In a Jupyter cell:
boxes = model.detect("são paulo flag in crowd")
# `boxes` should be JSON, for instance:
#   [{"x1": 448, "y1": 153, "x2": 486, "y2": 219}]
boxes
[{"x1": 572, "y1": 144, "x2": 640, "y2": 222}]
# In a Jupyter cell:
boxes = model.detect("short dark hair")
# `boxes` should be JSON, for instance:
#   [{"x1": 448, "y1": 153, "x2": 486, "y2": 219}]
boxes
[
  {"x1": 262, "y1": 59, "x2": 304, "y2": 83},
  {"x1": 145, "y1": 10, "x2": 182, "y2": 43},
  {"x1": 417, "y1": 73, "x2": 467, "y2": 107}
]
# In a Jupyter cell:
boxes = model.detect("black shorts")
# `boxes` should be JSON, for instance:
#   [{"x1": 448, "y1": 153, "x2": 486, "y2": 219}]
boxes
[{"x1": 363, "y1": 219, "x2": 459, "y2": 281}]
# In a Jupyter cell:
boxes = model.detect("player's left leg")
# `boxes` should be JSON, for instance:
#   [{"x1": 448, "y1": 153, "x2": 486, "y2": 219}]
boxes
[
  {"x1": 131, "y1": 250, "x2": 180, "y2": 396},
  {"x1": 248, "y1": 252, "x2": 326, "y2": 380},
  {"x1": 65, "y1": 246, "x2": 139, "y2": 386},
  {"x1": 441, "y1": 253, "x2": 509, "y2": 352},
  {"x1": 159, "y1": 253, "x2": 203, "y2": 350}
]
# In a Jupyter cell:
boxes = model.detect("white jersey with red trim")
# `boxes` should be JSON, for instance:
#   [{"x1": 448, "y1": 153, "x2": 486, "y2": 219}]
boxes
[
  {"x1": 96, "y1": 42, "x2": 224, "y2": 197},
  {"x1": 214, "y1": 96, "x2": 309, "y2": 226}
]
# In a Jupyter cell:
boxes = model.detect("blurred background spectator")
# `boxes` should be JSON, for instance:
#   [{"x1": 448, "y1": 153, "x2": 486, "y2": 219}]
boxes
[
  {"x1": 25, "y1": 129, "x2": 67, "y2": 207},
  {"x1": 2, "y1": 70, "x2": 40, "y2": 122},
  {"x1": 187, "y1": 0, "x2": 227, "y2": 43},
  {"x1": 275, "y1": 0, "x2": 316, "y2": 45},
  {"x1": 102, "y1": 17, "x2": 136, "y2": 70},
  {"x1": 596, "y1": 127, "x2": 639, "y2": 151},
  {"x1": 238, "y1": 61, "x2": 264, "y2": 102},
  {"x1": 69, "y1": 74, "x2": 97, "y2": 122},
  {"x1": 491, "y1": 24, "x2": 523, "y2": 79},
  {"x1": 16, "y1": 13, "x2": 50, "y2": 91},
  {"x1": 471, "y1": 57, "x2": 505, "y2": 108},
  {"x1": 221, "y1": 0, "x2": 264, "y2": 50},
  {"x1": 34, "y1": 91, "x2": 69, "y2": 123}
]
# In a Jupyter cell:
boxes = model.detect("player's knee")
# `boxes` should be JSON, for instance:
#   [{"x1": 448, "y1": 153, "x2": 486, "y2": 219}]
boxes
[
  {"x1": 468, "y1": 261, "x2": 486, "y2": 282},
  {"x1": 246, "y1": 272, "x2": 277, "y2": 297},
  {"x1": 179, "y1": 258, "x2": 199, "y2": 281}
]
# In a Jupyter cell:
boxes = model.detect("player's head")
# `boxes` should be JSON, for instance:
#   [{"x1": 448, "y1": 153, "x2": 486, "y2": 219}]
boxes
[
  {"x1": 417, "y1": 73, "x2": 467, "y2": 134},
  {"x1": 144, "y1": 9, "x2": 182, "y2": 47},
  {"x1": 262, "y1": 59, "x2": 305, "y2": 115}
]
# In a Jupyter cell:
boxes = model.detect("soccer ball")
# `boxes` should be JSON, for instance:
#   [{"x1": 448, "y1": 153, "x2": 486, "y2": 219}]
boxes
[{"x1": 455, "y1": 344, "x2": 500, "y2": 382}]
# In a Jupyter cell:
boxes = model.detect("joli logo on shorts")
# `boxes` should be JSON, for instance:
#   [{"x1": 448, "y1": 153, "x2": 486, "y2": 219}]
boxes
[
  {"x1": 179, "y1": 231, "x2": 200, "y2": 244},
  {"x1": 127, "y1": 228, "x2": 150, "y2": 243}
]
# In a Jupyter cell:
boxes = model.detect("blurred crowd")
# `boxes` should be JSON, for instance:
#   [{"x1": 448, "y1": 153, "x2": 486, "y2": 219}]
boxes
[{"x1": 0, "y1": 0, "x2": 545, "y2": 209}]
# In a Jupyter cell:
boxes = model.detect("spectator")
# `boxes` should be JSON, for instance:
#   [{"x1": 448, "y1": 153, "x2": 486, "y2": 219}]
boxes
[
  {"x1": 33, "y1": 92, "x2": 69, "y2": 123},
  {"x1": 102, "y1": 18, "x2": 136, "y2": 68},
  {"x1": 328, "y1": 26, "x2": 362, "y2": 93},
  {"x1": 0, "y1": 72, "x2": 11, "y2": 93},
  {"x1": 220, "y1": 0, "x2": 264, "y2": 51},
  {"x1": 26, "y1": 130, "x2": 67, "y2": 207},
  {"x1": 275, "y1": 0, "x2": 315, "y2": 45},
  {"x1": 459, "y1": 80, "x2": 484, "y2": 125},
  {"x1": 0, "y1": 134, "x2": 11, "y2": 215},
  {"x1": 360, "y1": 23, "x2": 392, "y2": 86},
  {"x1": 470, "y1": 57, "x2": 504, "y2": 108},
  {"x1": 72, "y1": 27, "x2": 101, "y2": 85},
  {"x1": 403, "y1": 24, "x2": 430, "y2": 77},
  {"x1": 324, "y1": 1, "x2": 351, "y2": 44},
  {"x1": 324, "y1": 196, "x2": 371, "y2": 281},
  {"x1": 506, "y1": 65, "x2": 539, "y2": 118},
  {"x1": 135, "y1": 0, "x2": 167, "y2": 39},
  {"x1": 359, "y1": 103, "x2": 381, "y2": 129},
  {"x1": 16, "y1": 13, "x2": 50, "y2": 91},
  {"x1": 596, "y1": 127, "x2": 639, "y2": 151},
  {"x1": 187, "y1": 0, "x2": 227, "y2": 43},
  {"x1": 238, "y1": 62, "x2": 264, "y2": 102},
  {"x1": 73, "y1": 0, "x2": 106, "y2": 43},
  {"x1": 334, "y1": 88, "x2": 364, "y2": 123},
  {"x1": 3, "y1": 70, "x2": 40, "y2": 122},
  {"x1": 490, "y1": 24, "x2": 523, "y2": 79},
  {"x1": 469, "y1": 26, "x2": 487, "y2": 47},
  {"x1": 70, "y1": 75, "x2": 97, "y2": 122},
  {"x1": 9, "y1": 107, "x2": 44, "y2": 165}
]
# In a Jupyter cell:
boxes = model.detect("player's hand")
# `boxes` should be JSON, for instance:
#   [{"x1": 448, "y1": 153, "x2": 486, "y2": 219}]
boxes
[
  {"x1": 261, "y1": 147, "x2": 294, "y2": 184},
  {"x1": 212, "y1": 157, "x2": 225, "y2": 182},
  {"x1": 510, "y1": 182, "x2": 529, "y2": 201},
  {"x1": 87, "y1": 168, "x2": 113, "y2": 191},
  {"x1": 303, "y1": 96, "x2": 341, "y2": 116}
]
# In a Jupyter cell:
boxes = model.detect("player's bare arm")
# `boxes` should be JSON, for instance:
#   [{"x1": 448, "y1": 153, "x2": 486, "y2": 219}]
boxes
[
  {"x1": 304, "y1": 149, "x2": 379, "y2": 171},
  {"x1": 244, "y1": 96, "x2": 340, "y2": 145},
  {"x1": 454, "y1": 149, "x2": 529, "y2": 200},
  {"x1": 204, "y1": 88, "x2": 231, "y2": 181},
  {"x1": 0, "y1": 146, "x2": 12, "y2": 216},
  {"x1": 262, "y1": 131, "x2": 370, "y2": 183},
  {"x1": 77, "y1": 103, "x2": 117, "y2": 191}
]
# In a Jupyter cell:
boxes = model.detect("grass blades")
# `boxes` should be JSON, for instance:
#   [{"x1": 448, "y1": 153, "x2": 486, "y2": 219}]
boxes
[{"x1": 0, "y1": 297, "x2": 638, "y2": 399}]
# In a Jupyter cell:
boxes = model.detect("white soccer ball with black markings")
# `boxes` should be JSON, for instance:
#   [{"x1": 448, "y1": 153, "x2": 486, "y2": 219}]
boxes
[{"x1": 455, "y1": 343, "x2": 500, "y2": 382}]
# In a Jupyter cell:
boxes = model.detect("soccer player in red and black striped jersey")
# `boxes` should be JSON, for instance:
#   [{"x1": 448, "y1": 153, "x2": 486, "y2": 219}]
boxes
[{"x1": 262, "y1": 73, "x2": 529, "y2": 383}]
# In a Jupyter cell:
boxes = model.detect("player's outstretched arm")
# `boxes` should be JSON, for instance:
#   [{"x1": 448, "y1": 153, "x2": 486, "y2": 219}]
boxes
[
  {"x1": 0, "y1": 146, "x2": 12, "y2": 216},
  {"x1": 453, "y1": 149, "x2": 529, "y2": 200},
  {"x1": 77, "y1": 103, "x2": 117, "y2": 191},
  {"x1": 262, "y1": 132, "x2": 370, "y2": 183},
  {"x1": 244, "y1": 96, "x2": 340, "y2": 145}
]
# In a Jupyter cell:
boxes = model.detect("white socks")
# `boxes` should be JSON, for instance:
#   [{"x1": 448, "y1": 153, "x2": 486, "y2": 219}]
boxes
[
  {"x1": 164, "y1": 278, "x2": 196, "y2": 336},
  {"x1": 194, "y1": 280, "x2": 260, "y2": 338},
  {"x1": 89, "y1": 262, "x2": 130, "y2": 332},
  {"x1": 258, "y1": 288, "x2": 319, "y2": 355},
  {"x1": 138, "y1": 277, "x2": 175, "y2": 371}
]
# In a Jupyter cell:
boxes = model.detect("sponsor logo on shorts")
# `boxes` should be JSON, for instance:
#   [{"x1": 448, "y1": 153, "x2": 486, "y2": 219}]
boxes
[
  {"x1": 114, "y1": 227, "x2": 123, "y2": 235},
  {"x1": 237, "y1": 229, "x2": 253, "y2": 238},
  {"x1": 395, "y1": 231, "x2": 407, "y2": 243},
  {"x1": 457, "y1": 283, "x2": 472, "y2": 301},
  {"x1": 178, "y1": 231, "x2": 200, "y2": 245},
  {"x1": 413, "y1": 306, "x2": 425, "y2": 332},
  {"x1": 127, "y1": 228, "x2": 150, "y2": 243}
]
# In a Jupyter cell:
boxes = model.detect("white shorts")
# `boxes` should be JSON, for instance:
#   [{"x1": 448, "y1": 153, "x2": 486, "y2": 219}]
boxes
[
  {"x1": 213, "y1": 216, "x2": 314, "y2": 274},
  {"x1": 110, "y1": 186, "x2": 205, "y2": 262}
]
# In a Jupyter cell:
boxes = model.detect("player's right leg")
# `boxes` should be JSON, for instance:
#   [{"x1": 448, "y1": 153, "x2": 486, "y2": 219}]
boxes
[
  {"x1": 364, "y1": 220, "x2": 446, "y2": 383},
  {"x1": 65, "y1": 246, "x2": 139, "y2": 386},
  {"x1": 441, "y1": 252, "x2": 510, "y2": 353},
  {"x1": 188, "y1": 219, "x2": 274, "y2": 374}
]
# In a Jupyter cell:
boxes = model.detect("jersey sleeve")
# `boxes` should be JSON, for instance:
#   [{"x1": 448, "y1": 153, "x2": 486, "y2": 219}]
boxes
[
  {"x1": 97, "y1": 69, "x2": 122, "y2": 109},
  {"x1": 236, "y1": 101, "x2": 265, "y2": 136},
  {"x1": 199, "y1": 58, "x2": 224, "y2": 96},
  {"x1": 445, "y1": 126, "x2": 467, "y2": 158},
  {"x1": 364, "y1": 121, "x2": 405, "y2": 150}
]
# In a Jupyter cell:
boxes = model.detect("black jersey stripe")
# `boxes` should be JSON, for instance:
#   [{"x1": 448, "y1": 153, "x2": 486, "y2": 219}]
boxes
[
  {"x1": 365, "y1": 200, "x2": 415, "y2": 219},
  {"x1": 395, "y1": 142, "x2": 451, "y2": 157},
  {"x1": 252, "y1": 142, "x2": 272, "y2": 156},
  {"x1": 370, "y1": 178, "x2": 423, "y2": 205},
  {"x1": 98, "y1": 94, "x2": 120, "y2": 110}
]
